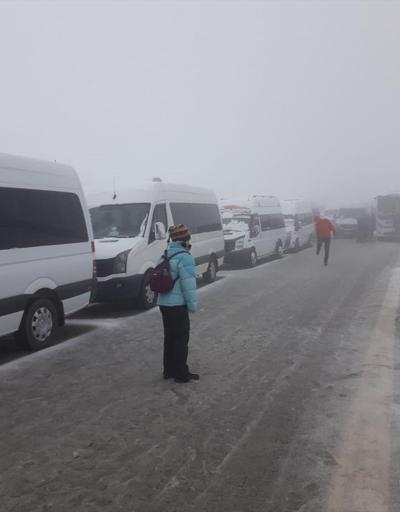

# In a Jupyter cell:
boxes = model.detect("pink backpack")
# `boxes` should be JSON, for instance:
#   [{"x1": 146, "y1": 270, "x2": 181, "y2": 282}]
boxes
[{"x1": 149, "y1": 250, "x2": 187, "y2": 293}]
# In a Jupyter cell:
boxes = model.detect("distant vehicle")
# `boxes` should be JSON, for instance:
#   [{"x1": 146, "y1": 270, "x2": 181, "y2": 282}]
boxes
[
  {"x1": 282, "y1": 199, "x2": 315, "y2": 252},
  {"x1": 375, "y1": 194, "x2": 400, "y2": 240},
  {"x1": 335, "y1": 207, "x2": 368, "y2": 238},
  {"x1": 322, "y1": 209, "x2": 339, "y2": 222},
  {"x1": 0, "y1": 153, "x2": 95, "y2": 350},
  {"x1": 88, "y1": 180, "x2": 224, "y2": 309},
  {"x1": 221, "y1": 195, "x2": 286, "y2": 267},
  {"x1": 322, "y1": 209, "x2": 339, "y2": 221}
]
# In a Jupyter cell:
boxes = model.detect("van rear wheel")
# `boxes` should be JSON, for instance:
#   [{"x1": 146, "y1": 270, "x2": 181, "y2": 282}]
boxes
[
  {"x1": 18, "y1": 298, "x2": 58, "y2": 350},
  {"x1": 138, "y1": 273, "x2": 158, "y2": 309}
]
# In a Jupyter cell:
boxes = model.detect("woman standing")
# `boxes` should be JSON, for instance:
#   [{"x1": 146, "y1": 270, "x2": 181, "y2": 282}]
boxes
[{"x1": 157, "y1": 224, "x2": 199, "y2": 383}]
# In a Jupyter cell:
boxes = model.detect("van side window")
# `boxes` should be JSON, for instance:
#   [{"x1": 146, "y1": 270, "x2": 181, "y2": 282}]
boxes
[
  {"x1": 170, "y1": 203, "x2": 222, "y2": 234},
  {"x1": 149, "y1": 203, "x2": 168, "y2": 242},
  {"x1": 270, "y1": 214, "x2": 285, "y2": 229},
  {"x1": 260, "y1": 215, "x2": 271, "y2": 231},
  {"x1": 0, "y1": 187, "x2": 88, "y2": 250},
  {"x1": 249, "y1": 214, "x2": 261, "y2": 236}
]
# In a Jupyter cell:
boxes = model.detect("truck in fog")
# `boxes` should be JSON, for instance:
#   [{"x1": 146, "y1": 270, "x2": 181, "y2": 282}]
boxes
[
  {"x1": 221, "y1": 196, "x2": 286, "y2": 267},
  {"x1": 375, "y1": 194, "x2": 400, "y2": 240},
  {"x1": 334, "y1": 207, "x2": 368, "y2": 238}
]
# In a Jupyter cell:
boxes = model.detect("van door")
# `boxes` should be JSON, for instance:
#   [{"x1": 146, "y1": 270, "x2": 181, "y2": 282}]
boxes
[
  {"x1": 271, "y1": 213, "x2": 286, "y2": 252},
  {"x1": 260, "y1": 214, "x2": 274, "y2": 255},
  {"x1": 249, "y1": 214, "x2": 263, "y2": 256},
  {"x1": 148, "y1": 203, "x2": 168, "y2": 261}
]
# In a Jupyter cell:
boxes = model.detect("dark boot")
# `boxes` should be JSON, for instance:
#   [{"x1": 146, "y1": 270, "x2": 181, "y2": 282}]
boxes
[{"x1": 174, "y1": 372, "x2": 200, "y2": 383}]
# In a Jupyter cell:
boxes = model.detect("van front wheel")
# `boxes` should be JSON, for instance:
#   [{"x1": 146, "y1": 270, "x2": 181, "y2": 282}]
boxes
[
  {"x1": 138, "y1": 273, "x2": 158, "y2": 309},
  {"x1": 18, "y1": 298, "x2": 58, "y2": 350},
  {"x1": 203, "y1": 258, "x2": 217, "y2": 284},
  {"x1": 248, "y1": 249, "x2": 257, "y2": 267}
]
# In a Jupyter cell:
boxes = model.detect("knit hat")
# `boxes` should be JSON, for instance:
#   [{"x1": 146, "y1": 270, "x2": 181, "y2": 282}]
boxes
[{"x1": 168, "y1": 224, "x2": 191, "y2": 242}]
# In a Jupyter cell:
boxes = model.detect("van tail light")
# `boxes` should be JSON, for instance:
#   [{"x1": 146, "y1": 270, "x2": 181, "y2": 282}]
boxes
[{"x1": 91, "y1": 241, "x2": 95, "y2": 253}]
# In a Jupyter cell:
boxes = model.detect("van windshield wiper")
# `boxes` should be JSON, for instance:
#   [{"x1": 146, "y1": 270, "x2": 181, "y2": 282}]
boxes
[{"x1": 95, "y1": 235, "x2": 135, "y2": 239}]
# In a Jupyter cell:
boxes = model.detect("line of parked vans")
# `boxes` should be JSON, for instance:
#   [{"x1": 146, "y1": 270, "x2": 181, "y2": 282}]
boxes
[{"x1": 0, "y1": 154, "x2": 315, "y2": 350}]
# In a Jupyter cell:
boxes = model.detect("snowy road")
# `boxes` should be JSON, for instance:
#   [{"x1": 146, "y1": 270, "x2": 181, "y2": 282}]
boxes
[{"x1": 1, "y1": 240, "x2": 400, "y2": 512}]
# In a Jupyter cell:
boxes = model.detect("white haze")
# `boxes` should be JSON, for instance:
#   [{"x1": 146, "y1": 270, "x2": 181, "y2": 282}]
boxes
[{"x1": 0, "y1": 1, "x2": 399, "y2": 207}]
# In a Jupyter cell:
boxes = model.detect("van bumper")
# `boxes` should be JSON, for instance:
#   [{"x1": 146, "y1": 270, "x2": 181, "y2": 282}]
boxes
[
  {"x1": 93, "y1": 275, "x2": 143, "y2": 302},
  {"x1": 224, "y1": 248, "x2": 251, "y2": 264}
]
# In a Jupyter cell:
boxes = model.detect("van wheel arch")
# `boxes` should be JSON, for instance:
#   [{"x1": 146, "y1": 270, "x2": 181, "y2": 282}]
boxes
[{"x1": 30, "y1": 289, "x2": 65, "y2": 326}]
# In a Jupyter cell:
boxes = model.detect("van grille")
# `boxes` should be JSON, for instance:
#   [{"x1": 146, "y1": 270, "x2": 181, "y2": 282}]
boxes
[{"x1": 96, "y1": 258, "x2": 115, "y2": 277}]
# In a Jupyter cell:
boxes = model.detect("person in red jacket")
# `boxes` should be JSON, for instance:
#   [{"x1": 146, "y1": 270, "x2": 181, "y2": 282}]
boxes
[{"x1": 314, "y1": 215, "x2": 336, "y2": 266}]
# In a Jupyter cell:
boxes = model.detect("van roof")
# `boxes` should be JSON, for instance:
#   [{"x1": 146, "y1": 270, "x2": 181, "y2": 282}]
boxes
[
  {"x1": 87, "y1": 181, "x2": 218, "y2": 207},
  {"x1": 282, "y1": 199, "x2": 313, "y2": 215},
  {"x1": 0, "y1": 152, "x2": 80, "y2": 191},
  {"x1": 220, "y1": 195, "x2": 281, "y2": 210}
]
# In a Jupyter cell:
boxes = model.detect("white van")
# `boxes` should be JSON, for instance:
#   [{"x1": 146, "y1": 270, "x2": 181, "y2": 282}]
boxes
[
  {"x1": 0, "y1": 153, "x2": 95, "y2": 350},
  {"x1": 335, "y1": 206, "x2": 368, "y2": 238},
  {"x1": 282, "y1": 199, "x2": 315, "y2": 252},
  {"x1": 221, "y1": 196, "x2": 287, "y2": 267},
  {"x1": 88, "y1": 180, "x2": 225, "y2": 309}
]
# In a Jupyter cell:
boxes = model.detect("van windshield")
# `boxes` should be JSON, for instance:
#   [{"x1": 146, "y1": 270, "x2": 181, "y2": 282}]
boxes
[
  {"x1": 223, "y1": 215, "x2": 251, "y2": 231},
  {"x1": 90, "y1": 203, "x2": 150, "y2": 239},
  {"x1": 338, "y1": 208, "x2": 365, "y2": 218}
]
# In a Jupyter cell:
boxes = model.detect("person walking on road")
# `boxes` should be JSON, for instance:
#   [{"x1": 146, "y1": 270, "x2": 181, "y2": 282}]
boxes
[
  {"x1": 157, "y1": 224, "x2": 199, "y2": 383},
  {"x1": 315, "y1": 215, "x2": 336, "y2": 266}
]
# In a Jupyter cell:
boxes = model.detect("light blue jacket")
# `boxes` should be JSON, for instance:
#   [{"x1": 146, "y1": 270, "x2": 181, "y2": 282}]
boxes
[{"x1": 157, "y1": 242, "x2": 197, "y2": 313}]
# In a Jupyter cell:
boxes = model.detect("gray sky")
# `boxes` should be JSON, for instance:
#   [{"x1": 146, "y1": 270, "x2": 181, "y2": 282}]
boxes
[{"x1": 1, "y1": 0, "x2": 399, "y2": 206}]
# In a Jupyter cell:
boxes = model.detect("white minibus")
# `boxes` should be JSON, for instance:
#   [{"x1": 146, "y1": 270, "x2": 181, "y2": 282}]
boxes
[
  {"x1": 282, "y1": 199, "x2": 315, "y2": 252},
  {"x1": 0, "y1": 153, "x2": 95, "y2": 350},
  {"x1": 88, "y1": 180, "x2": 224, "y2": 309},
  {"x1": 221, "y1": 196, "x2": 287, "y2": 267}
]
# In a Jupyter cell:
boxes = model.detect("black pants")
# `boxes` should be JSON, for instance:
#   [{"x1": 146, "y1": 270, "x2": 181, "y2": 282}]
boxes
[
  {"x1": 316, "y1": 238, "x2": 331, "y2": 265},
  {"x1": 160, "y1": 305, "x2": 190, "y2": 379}
]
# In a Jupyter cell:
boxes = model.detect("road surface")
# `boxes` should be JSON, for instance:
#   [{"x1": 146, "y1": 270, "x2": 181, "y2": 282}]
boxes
[{"x1": 1, "y1": 240, "x2": 400, "y2": 512}]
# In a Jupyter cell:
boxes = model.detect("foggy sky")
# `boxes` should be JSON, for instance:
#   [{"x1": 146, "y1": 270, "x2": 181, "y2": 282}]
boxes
[{"x1": 1, "y1": 0, "x2": 399, "y2": 207}]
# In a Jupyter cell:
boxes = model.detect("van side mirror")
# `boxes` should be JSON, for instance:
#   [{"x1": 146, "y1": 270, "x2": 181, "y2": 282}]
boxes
[{"x1": 154, "y1": 222, "x2": 167, "y2": 240}]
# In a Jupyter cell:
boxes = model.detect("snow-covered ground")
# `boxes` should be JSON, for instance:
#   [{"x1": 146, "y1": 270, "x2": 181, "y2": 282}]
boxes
[{"x1": 1, "y1": 241, "x2": 400, "y2": 512}]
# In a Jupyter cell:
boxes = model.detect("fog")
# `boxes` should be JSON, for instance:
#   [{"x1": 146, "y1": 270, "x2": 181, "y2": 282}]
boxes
[{"x1": 0, "y1": 1, "x2": 399, "y2": 207}]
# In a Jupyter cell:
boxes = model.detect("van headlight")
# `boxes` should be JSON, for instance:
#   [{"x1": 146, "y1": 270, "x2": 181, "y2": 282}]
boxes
[
  {"x1": 235, "y1": 236, "x2": 245, "y2": 250},
  {"x1": 113, "y1": 250, "x2": 130, "y2": 274}
]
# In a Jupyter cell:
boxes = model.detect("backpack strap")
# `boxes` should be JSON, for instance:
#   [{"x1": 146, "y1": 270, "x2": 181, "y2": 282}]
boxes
[
  {"x1": 166, "y1": 250, "x2": 189, "y2": 285},
  {"x1": 165, "y1": 250, "x2": 188, "y2": 262}
]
